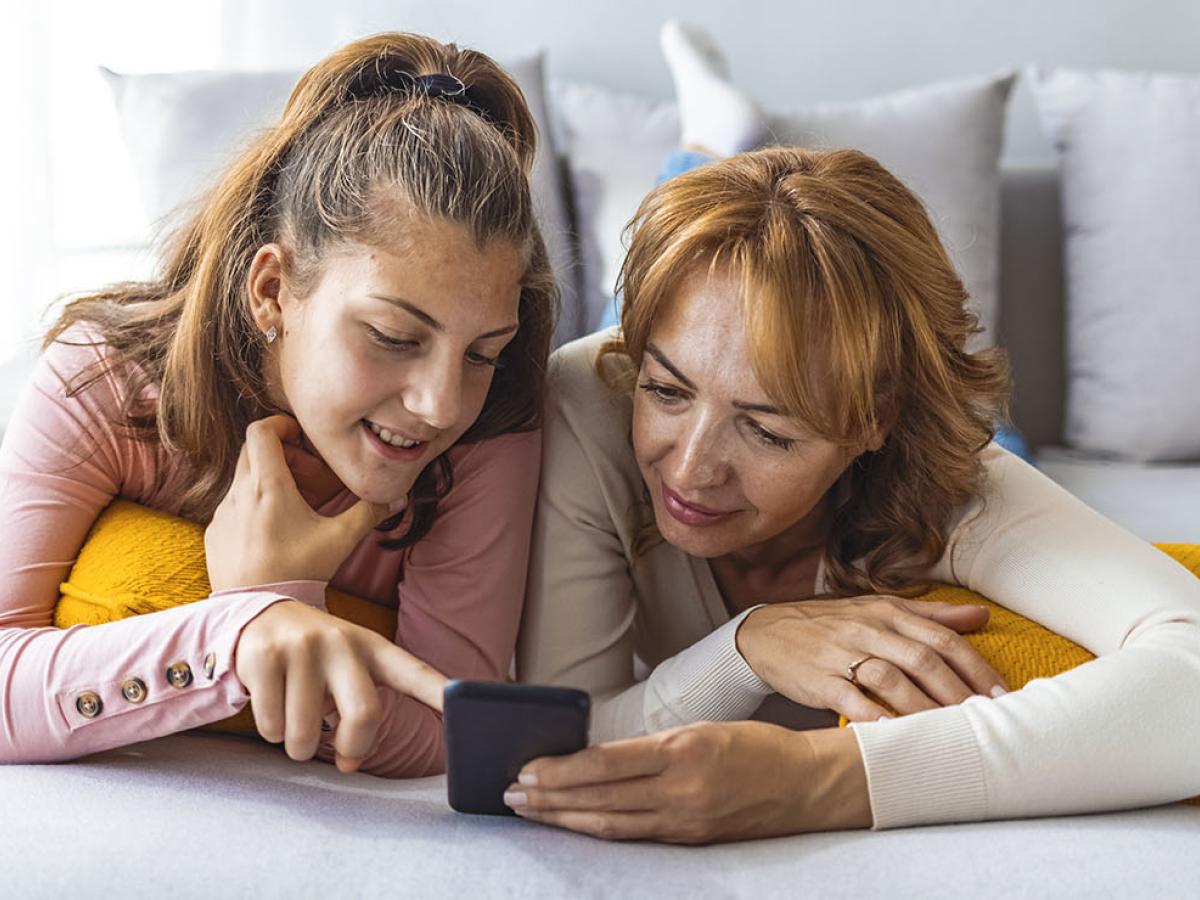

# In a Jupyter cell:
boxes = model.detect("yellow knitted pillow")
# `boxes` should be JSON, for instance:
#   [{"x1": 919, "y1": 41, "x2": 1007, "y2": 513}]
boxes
[{"x1": 55, "y1": 500, "x2": 398, "y2": 738}]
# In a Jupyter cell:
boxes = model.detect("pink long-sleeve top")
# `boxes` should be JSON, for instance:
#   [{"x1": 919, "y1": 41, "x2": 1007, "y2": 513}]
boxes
[{"x1": 0, "y1": 328, "x2": 540, "y2": 776}]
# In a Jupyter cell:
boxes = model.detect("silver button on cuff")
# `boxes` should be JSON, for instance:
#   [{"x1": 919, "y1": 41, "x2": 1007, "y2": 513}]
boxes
[
  {"x1": 75, "y1": 691, "x2": 103, "y2": 719},
  {"x1": 203, "y1": 652, "x2": 216, "y2": 680},
  {"x1": 166, "y1": 661, "x2": 194, "y2": 689},
  {"x1": 120, "y1": 678, "x2": 148, "y2": 704}
]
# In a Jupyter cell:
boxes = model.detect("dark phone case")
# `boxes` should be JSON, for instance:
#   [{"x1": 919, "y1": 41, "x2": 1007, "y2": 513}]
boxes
[{"x1": 443, "y1": 680, "x2": 590, "y2": 816}]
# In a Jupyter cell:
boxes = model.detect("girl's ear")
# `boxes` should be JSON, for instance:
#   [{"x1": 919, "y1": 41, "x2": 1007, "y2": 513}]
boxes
[{"x1": 247, "y1": 243, "x2": 287, "y2": 336}]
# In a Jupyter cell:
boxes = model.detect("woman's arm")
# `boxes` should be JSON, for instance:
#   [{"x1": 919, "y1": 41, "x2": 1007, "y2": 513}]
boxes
[
  {"x1": 518, "y1": 346, "x2": 772, "y2": 742},
  {"x1": 312, "y1": 429, "x2": 543, "y2": 778},
  {"x1": 849, "y1": 444, "x2": 1200, "y2": 827},
  {"x1": 0, "y1": 336, "x2": 290, "y2": 762}
]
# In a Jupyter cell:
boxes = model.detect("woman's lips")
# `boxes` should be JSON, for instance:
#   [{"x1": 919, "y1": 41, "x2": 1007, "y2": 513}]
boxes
[
  {"x1": 361, "y1": 420, "x2": 428, "y2": 461},
  {"x1": 660, "y1": 483, "x2": 735, "y2": 527}
]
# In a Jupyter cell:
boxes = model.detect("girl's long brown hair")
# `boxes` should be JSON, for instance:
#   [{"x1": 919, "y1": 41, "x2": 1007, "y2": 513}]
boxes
[
  {"x1": 603, "y1": 147, "x2": 1010, "y2": 596},
  {"x1": 45, "y1": 33, "x2": 557, "y2": 546}
]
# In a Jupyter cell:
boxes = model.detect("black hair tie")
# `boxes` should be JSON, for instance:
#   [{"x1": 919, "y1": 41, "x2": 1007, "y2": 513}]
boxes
[{"x1": 345, "y1": 64, "x2": 489, "y2": 120}]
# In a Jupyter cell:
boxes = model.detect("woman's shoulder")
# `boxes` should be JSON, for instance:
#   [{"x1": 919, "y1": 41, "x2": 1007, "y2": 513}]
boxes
[{"x1": 546, "y1": 326, "x2": 635, "y2": 451}]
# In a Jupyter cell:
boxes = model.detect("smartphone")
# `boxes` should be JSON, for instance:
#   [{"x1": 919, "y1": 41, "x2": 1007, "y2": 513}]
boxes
[{"x1": 443, "y1": 680, "x2": 590, "y2": 816}]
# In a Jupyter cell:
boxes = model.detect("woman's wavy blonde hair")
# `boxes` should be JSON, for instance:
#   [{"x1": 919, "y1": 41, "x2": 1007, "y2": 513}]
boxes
[
  {"x1": 45, "y1": 33, "x2": 557, "y2": 547},
  {"x1": 601, "y1": 146, "x2": 1010, "y2": 596}
]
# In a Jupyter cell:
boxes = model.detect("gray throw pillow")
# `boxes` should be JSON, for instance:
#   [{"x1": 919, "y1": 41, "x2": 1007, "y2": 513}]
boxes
[
  {"x1": 1033, "y1": 68, "x2": 1200, "y2": 461},
  {"x1": 550, "y1": 73, "x2": 1014, "y2": 345}
]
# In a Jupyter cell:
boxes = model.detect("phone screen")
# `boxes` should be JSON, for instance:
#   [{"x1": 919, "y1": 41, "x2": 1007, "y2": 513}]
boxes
[{"x1": 443, "y1": 680, "x2": 590, "y2": 815}]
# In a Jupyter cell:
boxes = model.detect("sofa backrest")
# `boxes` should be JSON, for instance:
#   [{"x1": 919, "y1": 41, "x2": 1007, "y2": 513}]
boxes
[{"x1": 997, "y1": 164, "x2": 1065, "y2": 450}]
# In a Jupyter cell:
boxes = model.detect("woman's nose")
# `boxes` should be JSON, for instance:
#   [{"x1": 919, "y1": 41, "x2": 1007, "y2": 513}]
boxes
[{"x1": 669, "y1": 418, "x2": 727, "y2": 489}]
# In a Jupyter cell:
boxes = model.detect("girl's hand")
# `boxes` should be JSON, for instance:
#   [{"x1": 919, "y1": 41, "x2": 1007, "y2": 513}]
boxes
[
  {"x1": 505, "y1": 722, "x2": 870, "y2": 843},
  {"x1": 736, "y1": 596, "x2": 1008, "y2": 721},
  {"x1": 205, "y1": 415, "x2": 393, "y2": 591},
  {"x1": 234, "y1": 599, "x2": 447, "y2": 771}
]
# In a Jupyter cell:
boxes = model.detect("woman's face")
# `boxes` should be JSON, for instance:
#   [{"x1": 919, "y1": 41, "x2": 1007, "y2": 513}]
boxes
[
  {"x1": 264, "y1": 216, "x2": 523, "y2": 504},
  {"x1": 631, "y1": 265, "x2": 861, "y2": 561}
]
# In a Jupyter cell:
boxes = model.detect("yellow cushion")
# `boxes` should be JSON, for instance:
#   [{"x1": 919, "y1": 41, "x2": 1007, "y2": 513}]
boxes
[
  {"x1": 56, "y1": 501, "x2": 1199, "y2": 806},
  {"x1": 55, "y1": 500, "x2": 397, "y2": 738}
]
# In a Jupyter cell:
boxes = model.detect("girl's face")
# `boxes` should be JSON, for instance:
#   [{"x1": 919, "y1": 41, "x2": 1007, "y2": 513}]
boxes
[
  {"x1": 631, "y1": 265, "x2": 869, "y2": 561},
  {"x1": 261, "y1": 216, "x2": 523, "y2": 504}
]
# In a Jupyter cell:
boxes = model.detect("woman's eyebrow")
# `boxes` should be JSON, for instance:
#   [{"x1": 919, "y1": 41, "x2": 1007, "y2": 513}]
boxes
[
  {"x1": 646, "y1": 342, "x2": 782, "y2": 414},
  {"x1": 368, "y1": 293, "x2": 518, "y2": 339},
  {"x1": 645, "y1": 343, "x2": 696, "y2": 389}
]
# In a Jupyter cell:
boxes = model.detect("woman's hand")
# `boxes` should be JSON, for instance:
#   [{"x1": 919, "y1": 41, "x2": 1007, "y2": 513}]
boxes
[
  {"x1": 205, "y1": 415, "x2": 393, "y2": 591},
  {"x1": 736, "y1": 596, "x2": 1008, "y2": 721},
  {"x1": 235, "y1": 599, "x2": 447, "y2": 771},
  {"x1": 505, "y1": 722, "x2": 870, "y2": 843}
]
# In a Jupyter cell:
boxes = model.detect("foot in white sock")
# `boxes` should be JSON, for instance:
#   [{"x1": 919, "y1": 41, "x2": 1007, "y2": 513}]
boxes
[{"x1": 660, "y1": 19, "x2": 766, "y2": 158}]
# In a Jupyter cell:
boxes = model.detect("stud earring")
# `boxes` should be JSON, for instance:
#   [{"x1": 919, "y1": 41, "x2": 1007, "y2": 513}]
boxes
[{"x1": 265, "y1": 325, "x2": 278, "y2": 344}]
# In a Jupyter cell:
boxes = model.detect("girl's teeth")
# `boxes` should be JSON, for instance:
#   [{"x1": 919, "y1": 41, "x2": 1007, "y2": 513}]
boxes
[{"x1": 367, "y1": 420, "x2": 421, "y2": 449}]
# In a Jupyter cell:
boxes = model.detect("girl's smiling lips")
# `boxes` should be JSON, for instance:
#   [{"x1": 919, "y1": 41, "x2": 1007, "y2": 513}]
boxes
[
  {"x1": 361, "y1": 419, "x2": 429, "y2": 461},
  {"x1": 660, "y1": 482, "x2": 737, "y2": 527}
]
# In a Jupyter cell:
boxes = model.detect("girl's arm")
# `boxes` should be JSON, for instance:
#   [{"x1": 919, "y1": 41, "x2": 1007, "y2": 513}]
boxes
[
  {"x1": 849, "y1": 445, "x2": 1200, "y2": 827},
  {"x1": 0, "y1": 335, "x2": 291, "y2": 762},
  {"x1": 312, "y1": 429, "x2": 542, "y2": 778}
]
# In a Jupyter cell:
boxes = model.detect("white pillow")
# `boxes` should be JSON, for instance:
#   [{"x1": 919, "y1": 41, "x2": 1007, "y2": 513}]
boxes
[
  {"x1": 1033, "y1": 68, "x2": 1200, "y2": 461},
  {"x1": 102, "y1": 53, "x2": 581, "y2": 346},
  {"x1": 550, "y1": 74, "x2": 1014, "y2": 344}
]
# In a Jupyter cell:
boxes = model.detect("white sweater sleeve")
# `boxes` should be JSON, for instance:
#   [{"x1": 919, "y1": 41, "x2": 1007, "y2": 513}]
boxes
[{"x1": 849, "y1": 445, "x2": 1200, "y2": 828}]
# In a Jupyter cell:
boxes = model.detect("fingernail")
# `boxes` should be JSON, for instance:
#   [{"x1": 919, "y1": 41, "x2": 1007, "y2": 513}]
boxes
[
  {"x1": 503, "y1": 791, "x2": 527, "y2": 808},
  {"x1": 877, "y1": 714, "x2": 893, "y2": 721},
  {"x1": 518, "y1": 772, "x2": 538, "y2": 787},
  {"x1": 990, "y1": 685, "x2": 1008, "y2": 698}
]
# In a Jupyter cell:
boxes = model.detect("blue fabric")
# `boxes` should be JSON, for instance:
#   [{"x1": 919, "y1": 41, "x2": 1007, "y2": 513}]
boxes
[
  {"x1": 994, "y1": 426, "x2": 1034, "y2": 464},
  {"x1": 657, "y1": 149, "x2": 715, "y2": 183}
]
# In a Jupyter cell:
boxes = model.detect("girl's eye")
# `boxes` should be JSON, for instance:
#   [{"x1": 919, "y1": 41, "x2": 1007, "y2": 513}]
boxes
[
  {"x1": 638, "y1": 381, "x2": 686, "y2": 405},
  {"x1": 367, "y1": 325, "x2": 417, "y2": 351},
  {"x1": 749, "y1": 420, "x2": 796, "y2": 451},
  {"x1": 466, "y1": 350, "x2": 502, "y2": 369}
]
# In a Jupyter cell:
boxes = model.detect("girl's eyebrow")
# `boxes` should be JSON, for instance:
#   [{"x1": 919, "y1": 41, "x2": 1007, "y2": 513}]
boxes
[
  {"x1": 368, "y1": 293, "x2": 518, "y2": 340},
  {"x1": 645, "y1": 342, "x2": 781, "y2": 415}
]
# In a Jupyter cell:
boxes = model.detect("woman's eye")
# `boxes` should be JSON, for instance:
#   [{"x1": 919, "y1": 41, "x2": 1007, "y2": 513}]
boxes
[
  {"x1": 637, "y1": 381, "x2": 685, "y2": 405},
  {"x1": 749, "y1": 421, "x2": 796, "y2": 451},
  {"x1": 367, "y1": 325, "x2": 417, "y2": 352}
]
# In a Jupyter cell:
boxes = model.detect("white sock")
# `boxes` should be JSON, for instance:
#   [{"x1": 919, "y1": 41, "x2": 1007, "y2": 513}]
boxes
[{"x1": 660, "y1": 20, "x2": 767, "y2": 158}]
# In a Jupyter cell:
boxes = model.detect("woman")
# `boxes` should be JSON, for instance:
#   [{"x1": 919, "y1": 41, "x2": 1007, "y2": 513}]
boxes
[
  {"x1": 513, "y1": 63, "x2": 1200, "y2": 835},
  {"x1": 0, "y1": 33, "x2": 555, "y2": 776}
]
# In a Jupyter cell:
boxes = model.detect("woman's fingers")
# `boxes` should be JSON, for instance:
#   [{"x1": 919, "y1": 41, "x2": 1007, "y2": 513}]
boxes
[
  {"x1": 815, "y1": 676, "x2": 893, "y2": 723},
  {"x1": 520, "y1": 737, "x2": 668, "y2": 790},
  {"x1": 891, "y1": 605, "x2": 1009, "y2": 695},
  {"x1": 510, "y1": 807, "x2": 658, "y2": 841},
  {"x1": 901, "y1": 599, "x2": 990, "y2": 634},
  {"x1": 858, "y1": 627, "x2": 978, "y2": 707},
  {"x1": 283, "y1": 655, "x2": 325, "y2": 761},
  {"x1": 506, "y1": 774, "x2": 658, "y2": 814}
]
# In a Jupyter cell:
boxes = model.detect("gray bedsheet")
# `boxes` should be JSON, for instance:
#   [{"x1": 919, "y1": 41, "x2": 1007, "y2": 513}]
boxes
[{"x1": 3, "y1": 732, "x2": 1198, "y2": 898}]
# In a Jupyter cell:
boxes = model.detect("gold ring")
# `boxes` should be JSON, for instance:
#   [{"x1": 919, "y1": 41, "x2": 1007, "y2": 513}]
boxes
[{"x1": 846, "y1": 655, "x2": 875, "y2": 686}]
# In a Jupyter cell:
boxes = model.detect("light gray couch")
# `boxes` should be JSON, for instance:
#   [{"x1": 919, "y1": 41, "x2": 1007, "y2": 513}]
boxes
[
  {"x1": 999, "y1": 165, "x2": 1200, "y2": 542},
  {"x1": 3, "y1": 67, "x2": 1200, "y2": 900}
]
